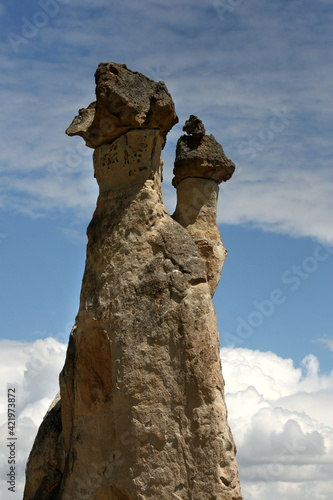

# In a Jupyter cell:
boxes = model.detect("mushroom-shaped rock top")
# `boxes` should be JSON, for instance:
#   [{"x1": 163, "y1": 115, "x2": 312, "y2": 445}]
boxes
[
  {"x1": 172, "y1": 116, "x2": 236, "y2": 187},
  {"x1": 66, "y1": 62, "x2": 178, "y2": 148}
]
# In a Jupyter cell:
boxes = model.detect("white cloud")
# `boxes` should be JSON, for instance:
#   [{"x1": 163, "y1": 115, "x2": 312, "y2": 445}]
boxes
[
  {"x1": 0, "y1": 338, "x2": 66, "y2": 500},
  {"x1": 221, "y1": 347, "x2": 333, "y2": 498},
  {"x1": 316, "y1": 336, "x2": 333, "y2": 353},
  {"x1": 217, "y1": 163, "x2": 333, "y2": 244},
  {"x1": 242, "y1": 480, "x2": 333, "y2": 500},
  {"x1": 2, "y1": 169, "x2": 98, "y2": 220}
]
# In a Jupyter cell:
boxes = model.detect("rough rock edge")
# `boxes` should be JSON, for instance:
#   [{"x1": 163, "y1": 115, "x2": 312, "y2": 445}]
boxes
[
  {"x1": 24, "y1": 73, "x2": 242, "y2": 500},
  {"x1": 66, "y1": 62, "x2": 178, "y2": 148},
  {"x1": 172, "y1": 115, "x2": 235, "y2": 188},
  {"x1": 172, "y1": 116, "x2": 234, "y2": 296}
]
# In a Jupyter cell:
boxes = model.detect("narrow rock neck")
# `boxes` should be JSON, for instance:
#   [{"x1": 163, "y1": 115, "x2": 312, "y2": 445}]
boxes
[
  {"x1": 172, "y1": 177, "x2": 227, "y2": 296},
  {"x1": 92, "y1": 128, "x2": 164, "y2": 203},
  {"x1": 173, "y1": 177, "x2": 219, "y2": 229}
]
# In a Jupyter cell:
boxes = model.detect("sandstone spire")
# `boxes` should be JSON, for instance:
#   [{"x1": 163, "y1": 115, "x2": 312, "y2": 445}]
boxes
[
  {"x1": 172, "y1": 115, "x2": 235, "y2": 296},
  {"x1": 24, "y1": 64, "x2": 243, "y2": 500}
]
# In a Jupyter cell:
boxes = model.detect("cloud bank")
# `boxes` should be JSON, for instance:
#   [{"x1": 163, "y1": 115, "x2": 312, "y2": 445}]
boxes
[
  {"x1": 0, "y1": 338, "x2": 332, "y2": 499},
  {"x1": 221, "y1": 347, "x2": 333, "y2": 499}
]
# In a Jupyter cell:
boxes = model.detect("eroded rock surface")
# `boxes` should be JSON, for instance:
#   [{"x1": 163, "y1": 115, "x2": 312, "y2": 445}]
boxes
[
  {"x1": 66, "y1": 62, "x2": 178, "y2": 148},
  {"x1": 172, "y1": 116, "x2": 234, "y2": 296},
  {"x1": 24, "y1": 66, "x2": 242, "y2": 500},
  {"x1": 172, "y1": 115, "x2": 235, "y2": 188}
]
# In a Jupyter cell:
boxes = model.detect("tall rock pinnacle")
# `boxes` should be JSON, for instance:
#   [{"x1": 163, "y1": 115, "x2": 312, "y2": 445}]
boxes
[
  {"x1": 24, "y1": 64, "x2": 243, "y2": 500},
  {"x1": 172, "y1": 115, "x2": 235, "y2": 296}
]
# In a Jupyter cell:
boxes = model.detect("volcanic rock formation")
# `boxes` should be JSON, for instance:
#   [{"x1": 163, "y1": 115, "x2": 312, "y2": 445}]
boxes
[
  {"x1": 172, "y1": 115, "x2": 235, "y2": 296},
  {"x1": 24, "y1": 63, "x2": 243, "y2": 500},
  {"x1": 66, "y1": 62, "x2": 178, "y2": 148}
]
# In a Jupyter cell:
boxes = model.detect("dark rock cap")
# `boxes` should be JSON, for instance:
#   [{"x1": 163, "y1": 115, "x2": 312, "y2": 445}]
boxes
[
  {"x1": 66, "y1": 62, "x2": 178, "y2": 148},
  {"x1": 183, "y1": 115, "x2": 206, "y2": 140},
  {"x1": 172, "y1": 116, "x2": 235, "y2": 187}
]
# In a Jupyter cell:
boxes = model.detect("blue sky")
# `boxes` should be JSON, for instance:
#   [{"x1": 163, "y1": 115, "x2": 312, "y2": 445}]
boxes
[{"x1": 0, "y1": 0, "x2": 332, "y2": 498}]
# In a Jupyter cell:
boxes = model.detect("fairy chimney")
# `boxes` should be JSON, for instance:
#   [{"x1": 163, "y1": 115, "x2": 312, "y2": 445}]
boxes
[{"x1": 24, "y1": 63, "x2": 242, "y2": 500}]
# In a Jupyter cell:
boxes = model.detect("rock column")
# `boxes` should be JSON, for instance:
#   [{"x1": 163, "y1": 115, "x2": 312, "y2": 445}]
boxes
[
  {"x1": 172, "y1": 116, "x2": 235, "y2": 296},
  {"x1": 24, "y1": 64, "x2": 243, "y2": 500}
]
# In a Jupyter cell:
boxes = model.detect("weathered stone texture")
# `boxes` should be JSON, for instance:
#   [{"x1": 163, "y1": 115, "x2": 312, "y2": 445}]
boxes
[
  {"x1": 172, "y1": 116, "x2": 234, "y2": 297},
  {"x1": 172, "y1": 177, "x2": 227, "y2": 296},
  {"x1": 172, "y1": 115, "x2": 235, "y2": 188},
  {"x1": 24, "y1": 66, "x2": 242, "y2": 500},
  {"x1": 182, "y1": 114, "x2": 206, "y2": 140},
  {"x1": 66, "y1": 62, "x2": 178, "y2": 148}
]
